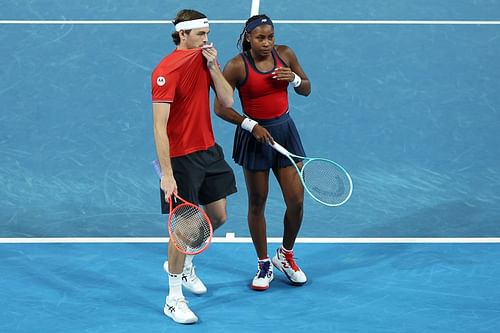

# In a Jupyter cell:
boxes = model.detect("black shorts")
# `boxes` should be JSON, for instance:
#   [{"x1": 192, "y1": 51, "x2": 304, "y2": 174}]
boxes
[{"x1": 160, "y1": 143, "x2": 237, "y2": 213}]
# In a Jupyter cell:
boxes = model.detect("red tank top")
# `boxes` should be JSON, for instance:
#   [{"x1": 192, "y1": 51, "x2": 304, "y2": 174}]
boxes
[{"x1": 237, "y1": 48, "x2": 289, "y2": 120}]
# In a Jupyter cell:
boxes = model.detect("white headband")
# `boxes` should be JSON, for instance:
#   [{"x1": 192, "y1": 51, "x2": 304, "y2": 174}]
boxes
[{"x1": 175, "y1": 18, "x2": 209, "y2": 31}]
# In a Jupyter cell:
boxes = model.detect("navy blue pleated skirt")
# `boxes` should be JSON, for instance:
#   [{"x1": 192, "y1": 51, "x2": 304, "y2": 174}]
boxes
[{"x1": 232, "y1": 112, "x2": 306, "y2": 171}]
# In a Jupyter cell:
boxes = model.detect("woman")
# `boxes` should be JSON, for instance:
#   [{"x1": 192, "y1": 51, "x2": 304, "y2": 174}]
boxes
[{"x1": 214, "y1": 14, "x2": 311, "y2": 290}]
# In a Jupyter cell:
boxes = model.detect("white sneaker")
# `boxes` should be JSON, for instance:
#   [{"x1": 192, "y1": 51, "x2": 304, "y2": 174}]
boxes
[
  {"x1": 181, "y1": 264, "x2": 207, "y2": 295},
  {"x1": 164, "y1": 261, "x2": 207, "y2": 295},
  {"x1": 271, "y1": 248, "x2": 307, "y2": 285},
  {"x1": 251, "y1": 259, "x2": 274, "y2": 290},
  {"x1": 164, "y1": 296, "x2": 198, "y2": 324}
]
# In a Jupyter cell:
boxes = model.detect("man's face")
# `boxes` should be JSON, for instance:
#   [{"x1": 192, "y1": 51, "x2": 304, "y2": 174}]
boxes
[{"x1": 182, "y1": 27, "x2": 210, "y2": 49}]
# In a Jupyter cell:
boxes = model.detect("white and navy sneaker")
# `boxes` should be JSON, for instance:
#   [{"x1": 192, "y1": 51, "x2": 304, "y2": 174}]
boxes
[
  {"x1": 164, "y1": 296, "x2": 198, "y2": 324},
  {"x1": 164, "y1": 261, "x2": 207, "y2": 295},
  {"x1": 251, "y1": 259, "x2": 274, "y2": 291},
  {"x1": 181, "y1": 263, "x2": 207, "y2": 295},
  {"x1": 271, "y1": 248, "x2": 307, "y2": 285}
]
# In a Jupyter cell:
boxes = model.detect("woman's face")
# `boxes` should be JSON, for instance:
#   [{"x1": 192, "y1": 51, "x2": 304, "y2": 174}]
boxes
[{"x1": 247, "y1": 25, "x2": 275, "y2": 57}]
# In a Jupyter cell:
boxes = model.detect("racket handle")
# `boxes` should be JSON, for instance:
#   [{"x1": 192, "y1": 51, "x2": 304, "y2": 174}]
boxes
[
  {"x1": 270, "y1": 142, "x2": 290, "y2": 157},
  {"x1": 152, "y1": 160, "x2": 162, "y2": 178}
]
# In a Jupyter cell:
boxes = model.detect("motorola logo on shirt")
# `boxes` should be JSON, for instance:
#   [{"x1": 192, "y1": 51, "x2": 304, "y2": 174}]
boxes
[{"x1": 157, "y1": 76, "x2": 166, "y2": 86}]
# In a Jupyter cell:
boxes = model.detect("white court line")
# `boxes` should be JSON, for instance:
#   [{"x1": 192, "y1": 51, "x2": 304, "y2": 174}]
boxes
[
  {"x1": 1, "y1": 20, "x2": 500, "y2": 25},
  {"x1": 250, "y1": 0, "x2": 260, "y2": 16},
  {"x1": 0, "y1": 20, "x2": 244, "y2": 24},
  {"x1": 1, "y1": 236, "x2": 500, "y2": 244},
  {"x1": 270, "y1": 20, "x2": 500, "y2": 25}
]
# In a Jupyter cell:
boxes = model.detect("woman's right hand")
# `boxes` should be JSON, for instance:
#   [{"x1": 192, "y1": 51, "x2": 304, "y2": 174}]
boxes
[{"x1": 252, "y1": 125, "x2": 274, "y2": 145}]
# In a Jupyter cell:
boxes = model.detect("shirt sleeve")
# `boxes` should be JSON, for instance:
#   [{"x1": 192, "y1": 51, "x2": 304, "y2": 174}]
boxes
[{"x1": 151, "y1": 67, "x2": 177, "y2": 103}]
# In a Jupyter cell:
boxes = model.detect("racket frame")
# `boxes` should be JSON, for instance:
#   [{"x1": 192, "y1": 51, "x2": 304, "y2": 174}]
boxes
[
  {"x1": 167, "y1": 193, "x2": 213, "y2": 255},
  {"x1": 270, "y1": 142, "x2": 353, "y2": 207},
  {"x1": 152, "y1": 160, "x2": 213, "y2": 254}
]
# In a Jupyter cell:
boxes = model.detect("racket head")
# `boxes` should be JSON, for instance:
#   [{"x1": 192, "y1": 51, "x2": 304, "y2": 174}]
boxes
[
  {"x1": 167, "y1": 195, "x2": 213, "y2": 255},
  {"x1": 300, "y1": 158, "x2": 353, "y2": 206}
]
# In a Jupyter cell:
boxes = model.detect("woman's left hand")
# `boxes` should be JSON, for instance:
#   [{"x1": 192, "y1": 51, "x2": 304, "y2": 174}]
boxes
[{"x1": 272, "y1": 67, "x2": 294, "y2": 82}]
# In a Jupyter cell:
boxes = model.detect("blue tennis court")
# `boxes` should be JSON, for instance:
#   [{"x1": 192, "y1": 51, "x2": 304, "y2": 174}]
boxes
[
  {"x1": 1, "y1": 242, "x2": 499, "y2": 332},
  {"x1": 1, "y1": 0, "x2": 500, "y2": 331}
]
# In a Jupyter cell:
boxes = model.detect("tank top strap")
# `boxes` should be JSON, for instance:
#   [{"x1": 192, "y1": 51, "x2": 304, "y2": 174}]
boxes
[
  {"x1": 237, "y1": 52, "x2": 251, "y2": 87},
  {"x1": 272, "y1": 47, "x2": 289, "y2": 68},
  {"x1": 240, "y1": 51, "x2": 253, "y2": 66}
]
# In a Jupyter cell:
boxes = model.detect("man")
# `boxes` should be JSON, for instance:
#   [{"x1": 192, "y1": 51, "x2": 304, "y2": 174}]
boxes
[{"x1": 151, "y1": 9, "x2": 237, "y2": 324}]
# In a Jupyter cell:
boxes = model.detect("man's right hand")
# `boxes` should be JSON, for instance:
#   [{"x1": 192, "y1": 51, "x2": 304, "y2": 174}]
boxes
[{"x1": 161, "y1": 174, "x2": 178, "y2": 202}]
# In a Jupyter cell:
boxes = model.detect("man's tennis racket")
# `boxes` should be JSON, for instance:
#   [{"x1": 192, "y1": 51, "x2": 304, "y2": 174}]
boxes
[
  {"x1": 270, "y1": 142, "x2": 353, "y2": 207},
  {"x1": 152, "y1": 160, "x2": 213, "y2": 255}
]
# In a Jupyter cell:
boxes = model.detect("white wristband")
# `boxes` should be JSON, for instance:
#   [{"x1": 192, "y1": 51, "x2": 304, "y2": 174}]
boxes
[
  {"x1": 241, "y1": 117, "x2": 258, "y2": 132},
  {"x1": 291, "y1": 72, "x2": 302, "y2": 88}
]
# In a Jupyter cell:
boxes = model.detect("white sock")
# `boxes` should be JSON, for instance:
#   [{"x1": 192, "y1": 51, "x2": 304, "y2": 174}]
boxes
[
  {"x1": 184, "y1": 255, "x2": 194, "y2": 269},
  {"x1": 168, "y1": 273, "x2": 183, "y2": 299}
]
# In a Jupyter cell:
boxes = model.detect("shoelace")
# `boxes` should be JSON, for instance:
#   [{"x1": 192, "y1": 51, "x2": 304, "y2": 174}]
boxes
[
  {"x1": 175, "y1": 297, "x2": 189, "y2": 310},
  {"x1": 282, "y1": 250, "x2": 300, "y2": 272},
  {"x1": 183, "y1": 265, "x2": 197, "y2": 283},
  {"x1": 257, "y1": 260, "x2": 271, "y2": 278}
]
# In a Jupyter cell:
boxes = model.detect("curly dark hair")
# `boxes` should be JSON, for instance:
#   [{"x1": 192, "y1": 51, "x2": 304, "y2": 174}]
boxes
[{"x1": 237, "y1": 14, "x2": 273, "y2": 51}]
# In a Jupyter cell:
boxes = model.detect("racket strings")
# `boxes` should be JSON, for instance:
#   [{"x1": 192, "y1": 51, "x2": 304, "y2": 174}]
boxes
[
  {"x1": 302, "y1": 159, "x2": 351, "y2": 205},
  {"x1": 170, "y1": 205, "x2": 211, "y2": 252}
]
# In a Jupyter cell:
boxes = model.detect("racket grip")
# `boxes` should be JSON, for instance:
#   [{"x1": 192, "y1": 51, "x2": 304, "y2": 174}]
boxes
[
  {"x1": 270, "y1": 142, "x2": 290, "y2": 156},
  {"x1": 152, "y1": 160, "x2": 162, "y2": 179}
]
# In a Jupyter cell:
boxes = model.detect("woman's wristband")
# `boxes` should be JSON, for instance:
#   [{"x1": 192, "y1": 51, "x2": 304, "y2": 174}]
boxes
[
  {"x1": 291, "y1": 72, "x2": 302, "y2": 88},
  {"x1": 241, "y1": 117, "x2": 258, "y2": 132}
]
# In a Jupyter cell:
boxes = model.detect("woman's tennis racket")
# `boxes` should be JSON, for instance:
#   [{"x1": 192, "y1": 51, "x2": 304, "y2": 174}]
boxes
[
  {"x1": 270, "y1": 142, "x2": 353, "y2": 207},
  {"x1": 152, "y1": 160, "x2": 213, "y2": 255}
]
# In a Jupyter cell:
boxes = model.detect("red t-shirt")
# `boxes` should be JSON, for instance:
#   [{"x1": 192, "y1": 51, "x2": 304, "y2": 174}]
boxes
[
  {"x1": 237, "y1": 48, "x2": 289, "y2": 119},
  {"x1": 151, "y1": 48, "x2": 214, "y2": 157}
]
